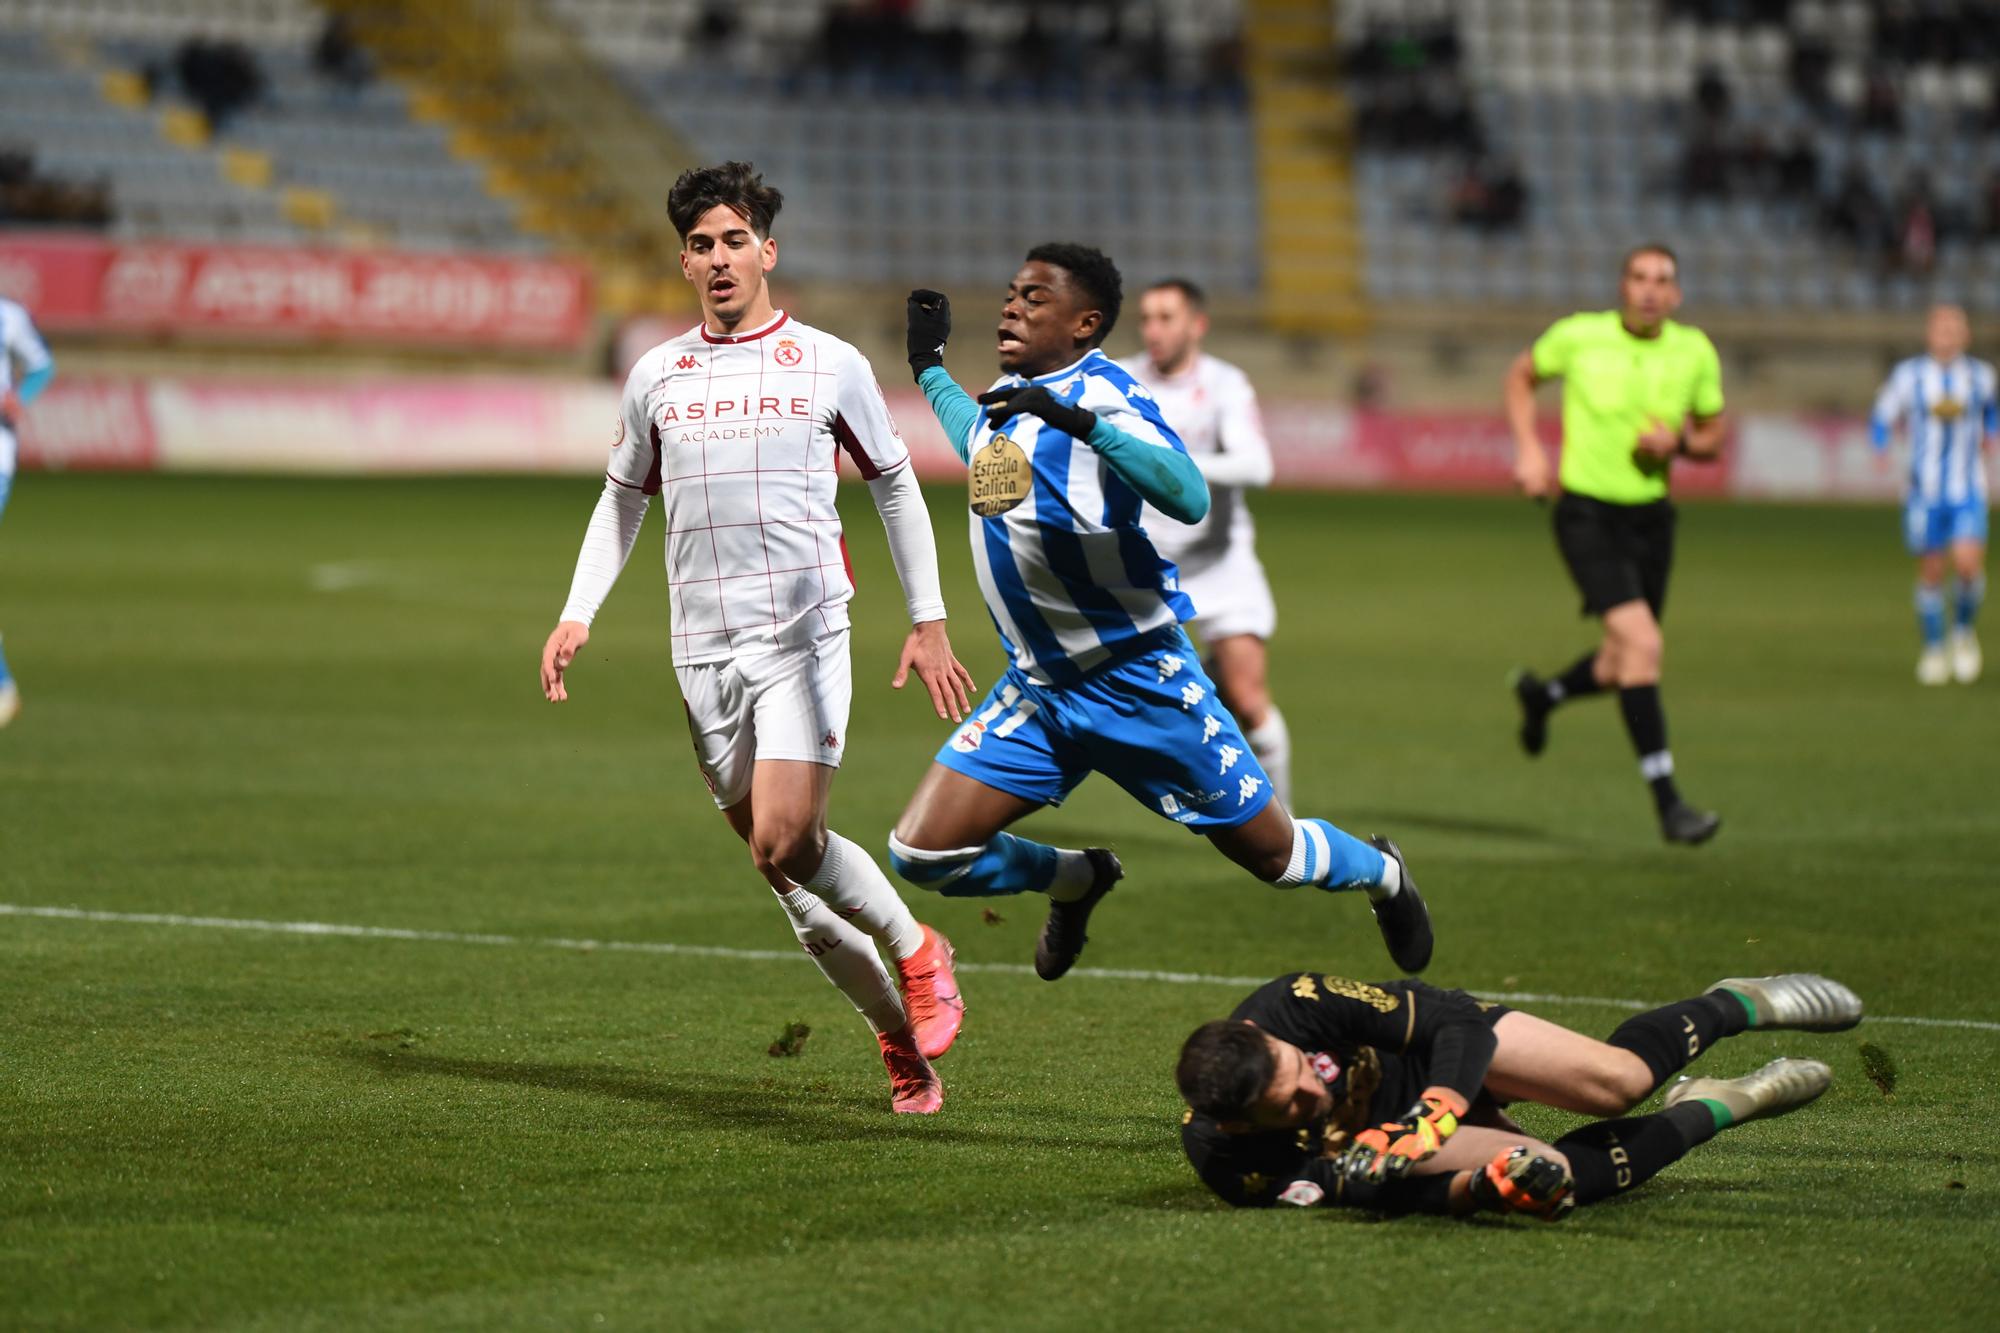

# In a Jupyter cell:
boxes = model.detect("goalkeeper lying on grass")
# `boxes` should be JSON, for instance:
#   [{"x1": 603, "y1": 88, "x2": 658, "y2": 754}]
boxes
[{"x1": 1176, "y1": 971, "x2": 1861, "y2": 1218}]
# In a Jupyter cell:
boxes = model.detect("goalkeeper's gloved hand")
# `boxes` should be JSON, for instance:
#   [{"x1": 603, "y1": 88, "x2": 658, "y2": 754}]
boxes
[
  {"x1": 1469, "y1": 1146, "x2": 1576, "y2": 1221},
  {"x1": 1342, "y1": 1088, "x2": 1466, "y2": 1184},
  {"x1": 975, "y1": 383, "x2": 1098, "y2": 440},
  {"x1": 906, "y1": 289, "x2": 951, "y2": 377}
]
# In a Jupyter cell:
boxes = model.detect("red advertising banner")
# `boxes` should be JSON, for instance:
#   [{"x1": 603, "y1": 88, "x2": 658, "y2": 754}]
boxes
[
  {"x1": 13, "y1": 377, "x2": 157, "y2": 471},
  {"x1": 0, "y1": 233, "x2": 591, "y2": 348}
]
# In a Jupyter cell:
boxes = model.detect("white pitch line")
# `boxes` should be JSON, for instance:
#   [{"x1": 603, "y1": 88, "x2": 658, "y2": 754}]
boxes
[{"x1": 5, "y1": 902, "x2": 1996, "y2": 1035}]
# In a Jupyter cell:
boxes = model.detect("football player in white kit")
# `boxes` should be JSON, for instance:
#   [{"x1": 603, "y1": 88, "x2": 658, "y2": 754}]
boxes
[
  {"x1": 1117, "y1": 280, "x2": 1287, "y2": 802},
  {"x1": 539, "y1": 163, "x2": 977, "y2": 1115},
  {"x1": 0, "y1": 294, "x2": 56, "y2": 727}
]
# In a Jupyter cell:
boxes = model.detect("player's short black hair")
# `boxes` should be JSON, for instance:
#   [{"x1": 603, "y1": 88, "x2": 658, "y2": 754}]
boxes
[
  {"x1": 1176, "y1": 1020, "x2": 1275, "y2": 1122},
  {"x1": 1145, "y1": 277, "x2": 1207, "y2": 311},
  {"x1": 1622, "y1": 241, "x2": 1679, "y2": 277},
  {"x1": 1025, "y1": 241, "x2": 1123, "y2": 345},
  {"x1": 667, "y1": 161, "x2": 783, "y2": 241}
]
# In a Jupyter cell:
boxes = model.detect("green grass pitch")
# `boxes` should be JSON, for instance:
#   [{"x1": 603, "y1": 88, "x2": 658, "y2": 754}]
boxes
[{"x1": 3, "y1": 474, "x2": 1997, "y2": 1330}]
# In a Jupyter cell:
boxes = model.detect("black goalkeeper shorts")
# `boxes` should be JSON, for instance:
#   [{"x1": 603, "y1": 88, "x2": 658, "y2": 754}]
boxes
[{"x1": 1552, "y1": 492, "x2": 1677, "y2": 619}]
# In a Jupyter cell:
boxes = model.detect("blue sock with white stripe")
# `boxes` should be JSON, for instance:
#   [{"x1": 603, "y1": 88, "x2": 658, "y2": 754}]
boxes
[
  {"x1": 888, "y1": 832, "x2": 1094, "y2": 899},
  {"x1": 1275, "y1": 818, "x2": 1397, "y2": 901},
  {"x1": 1955, "y1": 575, "x2": 1984, "y2": 630},
  {"x1": 1916, "y1": 584, "x2": 1947, "y2": 647}
]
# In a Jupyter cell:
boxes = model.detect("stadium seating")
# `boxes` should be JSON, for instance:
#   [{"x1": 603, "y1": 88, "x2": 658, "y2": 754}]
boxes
[
  {"x1": 1339, "y1": 0, "x2": 2000, "y2": 313},
  {"x1": 545, "y1": 0, "x2": 1259, "y2": 294},
  {"x1": 0, "y1": 0, "x2": 536, "y2": 252}
]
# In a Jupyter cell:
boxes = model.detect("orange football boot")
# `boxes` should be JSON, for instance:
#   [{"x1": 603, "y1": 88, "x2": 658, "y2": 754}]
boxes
[
  {"x1": 878, "y1": 1027, "x2": 943, "y2": 1114},
  {"x1": 895, "y1": 924, "x2": 965, "y2": 1060}
]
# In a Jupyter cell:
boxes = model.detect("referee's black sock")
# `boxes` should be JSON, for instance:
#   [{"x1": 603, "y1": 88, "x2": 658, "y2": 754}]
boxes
[
  {"x1": 1542, "y1": 652, "x2": 1604, "y2": 708},
  {"x1": 1617, "y1": 684, "x2": 1680, "y2": 811},
  {"x1": 1606, "y1": 992, "x2": 1750, "y2": 1096},
  {"x1": 1555, "y1": 1104, "x2": 1716, "y2": 1205}
]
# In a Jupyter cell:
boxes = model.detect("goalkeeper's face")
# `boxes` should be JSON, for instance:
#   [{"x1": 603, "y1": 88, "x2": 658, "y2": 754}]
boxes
[
  {"x1": 1233, "y1": 1034, "x2": 1336, "y2": 1133},
  {"x1": 680, "y1": 204, "x2": 777, "y2": 325}
]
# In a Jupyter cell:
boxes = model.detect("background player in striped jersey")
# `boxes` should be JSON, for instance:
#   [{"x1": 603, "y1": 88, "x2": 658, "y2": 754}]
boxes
[
  {"x1": 0, "y1": 295, "x2": 55, "y2": 728},
  {"x1": 539, "y1": 163, "x2": 977, "y2": 1115},
  {"x1": 1117, "y1": 279, "x2": 1290, "y2": 805},
  {"x1": 887, "y1": 245, "x2": 1432, "y2": 984},
  {"x1": 1871, "y1": 304, "x2": 1995, "y2": 685}
]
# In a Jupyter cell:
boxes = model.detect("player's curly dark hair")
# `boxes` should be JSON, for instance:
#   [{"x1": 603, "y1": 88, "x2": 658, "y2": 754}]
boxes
[
  {"x1": 1026, "y1": 241, "x2": 1123, "y2": 345},
  {"x1": 667, "y1": 161, "x2": 783, "y2": 241},
  {"x1": 1176, "y1": 1020, "x2": 1275, "y2": 1122}
]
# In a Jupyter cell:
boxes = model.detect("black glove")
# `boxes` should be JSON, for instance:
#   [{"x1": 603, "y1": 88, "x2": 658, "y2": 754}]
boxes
[
  {"x1": 906, "y1": 289, "x2": 951, "y2": 377},
  {"x1": 976, "y1": 383, "x2": 1098, "y2": 440}
]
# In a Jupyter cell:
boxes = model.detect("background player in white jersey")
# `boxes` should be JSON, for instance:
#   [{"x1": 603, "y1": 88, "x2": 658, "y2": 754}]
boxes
[
  {"x1": 1871, "y1": 304, "x2": 1995, "y2": 685},
  {"x1": 1117, "y1": 279, "x2": 1288, "y2": 803},
  {"x1": 0, "y1": 295, "x2": 56, "y2": 727},
  {"x1": 538, "y1": 163, "x2": 977, "y2": 1115},
  {"x1": 886, "y1": 245, "x2": 1432, "y2": 987}
]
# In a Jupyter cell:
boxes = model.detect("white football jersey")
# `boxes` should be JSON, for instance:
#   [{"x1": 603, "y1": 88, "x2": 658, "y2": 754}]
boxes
[
  {"x1": 612, "y1": 311, "x2": 909, "y2": 666},
  {"x1": 1116, "y1": 352, "x2": 1271, "y2": 574},
  {"x1": 1, "y1": 297, "x2": 53, "y2": 398}
]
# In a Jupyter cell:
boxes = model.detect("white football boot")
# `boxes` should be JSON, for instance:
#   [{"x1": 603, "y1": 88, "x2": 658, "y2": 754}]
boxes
[
  {"x1": 1665, "y1": 1057, "x2": 1832, "y2": 1125},
  {"x1": 1916, "y1": 645, "x2": 1950, "y2": 685},
  {"x1": 1949, "y1": 628, "x2": 1981, "y2": 684},
  {"x1": 1707, "y1": 973, "x2": 1863, "y2": 1031}
]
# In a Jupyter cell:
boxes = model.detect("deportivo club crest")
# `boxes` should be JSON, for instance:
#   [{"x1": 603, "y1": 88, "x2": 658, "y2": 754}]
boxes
[{"x1": 969, "y1": 432, "x2": 1032, "y2": 517}]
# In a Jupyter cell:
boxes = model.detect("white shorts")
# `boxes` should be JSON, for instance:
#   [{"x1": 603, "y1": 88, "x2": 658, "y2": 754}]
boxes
[
  {"x1": 675, "y1": 629, "x2": 851, "y2": 809},
  {"x1": 1178, "y1": 543, "x2": 1277, "y2": 643}
]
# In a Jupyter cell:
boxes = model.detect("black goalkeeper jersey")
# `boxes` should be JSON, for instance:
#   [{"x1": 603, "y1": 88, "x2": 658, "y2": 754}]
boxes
[{"x1": 1180, "y1": 974, "x2": 1509, "y2": 1211}]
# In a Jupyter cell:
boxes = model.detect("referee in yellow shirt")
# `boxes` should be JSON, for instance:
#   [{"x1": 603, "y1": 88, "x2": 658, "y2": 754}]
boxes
[{"x1": 1502, "y1": 244, "x2": 1727, "y2": 845}]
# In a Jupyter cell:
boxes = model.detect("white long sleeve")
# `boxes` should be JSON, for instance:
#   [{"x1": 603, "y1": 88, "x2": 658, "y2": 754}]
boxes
[
  {"x1": 558, "y1": 478, "x2": 651, "y2": 626},
  {"x1": 1197, "y1": 373, "x2": 1275, "y2": 488},
  {"x1": 866, "y1": 463, "x2": 947, "y2": 624}
]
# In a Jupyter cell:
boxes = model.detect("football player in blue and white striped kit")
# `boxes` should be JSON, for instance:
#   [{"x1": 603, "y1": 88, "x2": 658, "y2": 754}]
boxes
[
  {"x1": 885, "y1": 244, "x2": 1432, "y2": 982},
  {"x1": 1871, "y1": 304, "x2": 1995, "y2": 685},
  {"x1": 0, "y1": 295, "x2": 57, "y2": 726}
]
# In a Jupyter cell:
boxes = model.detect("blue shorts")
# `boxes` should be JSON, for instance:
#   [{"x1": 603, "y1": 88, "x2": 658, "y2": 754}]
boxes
[
  {"x1": 1904, "y1": 498, "x2": 1987, "y2": 555},
  {"x1": 935, "y1": 629, "x2": 1276, "y2": 832}
]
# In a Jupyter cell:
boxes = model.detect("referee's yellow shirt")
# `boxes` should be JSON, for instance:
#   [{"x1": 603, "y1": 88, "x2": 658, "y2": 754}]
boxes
[{"x1": 1531, "y1": 311, "x2": 1724, "y2": 504}]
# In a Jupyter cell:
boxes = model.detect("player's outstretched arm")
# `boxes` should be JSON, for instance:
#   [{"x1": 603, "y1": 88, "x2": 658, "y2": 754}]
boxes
[
  {"x1": 906, "y1": 289, "x2": 979, "y2": 462},
  {"x1": 1201, "y1": 371, "x2": 1275, "y2": 489},
  {"x1": 865, "y1": 463, "x2": 976, "y2": 721},
  {"x1": 976, "y1": 383, "x2": 1210, "y2": 523},
  {"x1": 541, "y1": 477, "x2": 650, "y2": 702}
]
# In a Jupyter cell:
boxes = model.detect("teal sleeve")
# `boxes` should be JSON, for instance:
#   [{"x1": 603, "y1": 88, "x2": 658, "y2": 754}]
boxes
[
  {"x1": 917, "y1": 365, "x2": 979, "y2": 464},
  {"x1": 17, "y1": 361, "x2": 53, "y2": 405},
  {"x1": 1087, "y1": 418, "x2": 1210, "y2": 524}
]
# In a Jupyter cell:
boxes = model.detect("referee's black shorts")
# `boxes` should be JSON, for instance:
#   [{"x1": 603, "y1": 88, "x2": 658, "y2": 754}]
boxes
[{"x1": 1552, "y1": 492, "x2": 1676, "y2": 618}]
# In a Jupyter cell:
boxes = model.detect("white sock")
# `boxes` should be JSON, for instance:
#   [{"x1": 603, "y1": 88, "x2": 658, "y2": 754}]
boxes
[
  {"x1": 807, "y1": 830, "x2": 927, "y2": 961},
  {"x1": 774, "y1": 886, "x2": 907, "y2": 1035},
  {"x1": 1047, "y1": 849, "x2": 1097, "y2": 902},
  {"x1": 1245, "y1": 705, "x2": 1292, "y2": 808}
]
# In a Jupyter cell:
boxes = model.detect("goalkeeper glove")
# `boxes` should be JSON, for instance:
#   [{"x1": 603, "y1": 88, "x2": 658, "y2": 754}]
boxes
[
  {"x1": 1342, "y1": 1088, "x2": 1465, "y2": 1183},
  {"x1": 906, "y1": 289, "x2": 951, "y2": 377},
  {"x1": 1469, "y1": 1147, "x2": 1575, "y2": 1221},
  {"x1": 976, "y1": 383, "x2": 1098, "y2": 440}
]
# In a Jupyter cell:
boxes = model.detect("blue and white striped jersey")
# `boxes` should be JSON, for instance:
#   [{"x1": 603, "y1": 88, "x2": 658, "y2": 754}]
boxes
[
  {"x1": 965, "y1": 349, "x2": 1196, "y2": 686},
  {"x1": 1, "y1": 298, "x2": 53, "y2": 398},
  {"x1": 1871, "y1": 356, "x2": 1997, "y2": 507}
]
